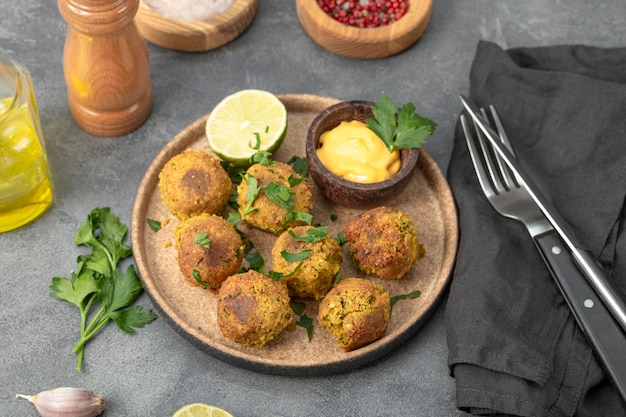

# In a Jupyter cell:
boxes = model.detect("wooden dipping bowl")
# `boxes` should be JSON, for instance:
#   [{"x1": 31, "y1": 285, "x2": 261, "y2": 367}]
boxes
[
  {"x1": 135, "y1": 0, "x2": 258, "y2": 52},
  {"x1": 306, "y1": 100, "x2": 419, "y2": 209},
  {"x1": 295, "y1": 0, "x2": 432, "y2": 59}
]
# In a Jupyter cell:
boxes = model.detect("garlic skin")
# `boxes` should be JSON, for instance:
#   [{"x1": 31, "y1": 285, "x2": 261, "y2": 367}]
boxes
[{"x1": 17, "y1": 387, "x2": 105, "y2": 417}]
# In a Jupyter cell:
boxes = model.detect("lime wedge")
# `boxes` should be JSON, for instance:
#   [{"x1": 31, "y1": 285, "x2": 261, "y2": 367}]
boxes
[
  {"x1": 172, "y1": 403, "x2": 234, "y2": 417},
  {"x1": 206, "y1": 89, "x2": 287, "y2": 167}
]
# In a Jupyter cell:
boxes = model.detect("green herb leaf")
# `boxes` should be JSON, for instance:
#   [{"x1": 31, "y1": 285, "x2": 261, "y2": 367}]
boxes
[
  {"x1": 291, "y1": 301, "x2": 306, "y2": 315},
  {"x1": 226, "y1": 211, "x2": 241, "y2": 227},
  {"x1": 50, "y1": 207, "x2": 156, "y2": 371},
  {"x1": 296, "y1": 314, "x2": 314, "y2": 342},
  {"x1": 281, "y1": 249, "x2": 312, "y2": 262},
  {"x1": 335, "y1": 231, "x2": 347, "y2": 246},
  {"x1": 243, "y1": 175, "x2": 261, "y2": 215},
  {"x1": 287, "y1": 155, "x2": 309, "y2": 177},
  {"x1": 194, "y1": 232, "x2": 211, "y2": 249},
  {"x1": 108, "y1": 305, "x2": 157, "y2": 334},
  {"x1": 244, "y1": 251, "x2": 265, "y2": 273},
  {"x1": 147, "y1": 218, "x2": 161, "y2": 232},
  {"x1": 390, "y1": 290, "x2": 422, "y2": 310},
  {"x1": 288, "y1": 226, "x2": 328, "y2": 244},
  {"x1": 250, "y1": 150, "x2": 275, "y2": 166},
  {"x1": 366, "y1": 92, "x2": 436, "y2": 152},
  {"x1": 192, "y1": 269, "x2": 209, "y2": 288},
  {"x1": 284, "y1": 210, "x2": 313, "y2": 226},
  {"x1": 264, "y1": 182, "x2": 295, "y2": 210}
]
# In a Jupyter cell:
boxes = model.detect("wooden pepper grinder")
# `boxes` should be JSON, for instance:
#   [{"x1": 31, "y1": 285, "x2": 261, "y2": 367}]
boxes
[{"x1": 58, "y1": 0, "x2": 152, "y2": 137}]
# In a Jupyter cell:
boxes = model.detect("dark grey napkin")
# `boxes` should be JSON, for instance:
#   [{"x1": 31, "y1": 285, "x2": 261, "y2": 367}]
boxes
[{"x1": 446, "y1": 41, "x2": 626, "y2": 417}]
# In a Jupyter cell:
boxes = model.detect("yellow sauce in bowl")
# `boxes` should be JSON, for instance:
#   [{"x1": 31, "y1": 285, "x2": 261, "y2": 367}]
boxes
[{"x1": 316, "y1": 120, "x2": 400, "y2": 183}]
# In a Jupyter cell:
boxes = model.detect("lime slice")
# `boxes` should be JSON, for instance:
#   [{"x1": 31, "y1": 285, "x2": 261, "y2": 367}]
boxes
[
  {"x1": 172, "y1": 403, "x2": 234, "y2": 417},
  {"x1": 206, "y1": 89, "x2": 287, "y2": 167}
]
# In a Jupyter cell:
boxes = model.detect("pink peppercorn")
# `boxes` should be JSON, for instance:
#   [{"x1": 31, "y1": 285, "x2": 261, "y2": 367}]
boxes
[{"x1": 317, "y1": 0, "x2": 409, "y2": 28}]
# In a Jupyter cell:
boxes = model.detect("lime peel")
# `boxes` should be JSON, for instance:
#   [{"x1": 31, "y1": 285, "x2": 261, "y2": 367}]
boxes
[
  {"x1": 206, "y1": 89, "x2": 287, "y2": 167},
  {"x1": 172, "y1": 402, "x2": 234, "y2": 417}
]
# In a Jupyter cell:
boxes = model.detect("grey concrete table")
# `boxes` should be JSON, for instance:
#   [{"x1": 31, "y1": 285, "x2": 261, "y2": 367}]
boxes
[{"x1": 2, "y1": 1, "x2": 624, "y2": 416}]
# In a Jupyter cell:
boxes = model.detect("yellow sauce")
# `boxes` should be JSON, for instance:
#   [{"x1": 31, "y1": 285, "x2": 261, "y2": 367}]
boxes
[{"x1": 316, "y1": 120, "x2": 400, "y2": 183}]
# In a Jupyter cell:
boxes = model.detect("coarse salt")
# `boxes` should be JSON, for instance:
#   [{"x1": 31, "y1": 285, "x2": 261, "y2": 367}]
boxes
[{"x1": 145, "y1": 0, "x2": 235, "y2": 22}]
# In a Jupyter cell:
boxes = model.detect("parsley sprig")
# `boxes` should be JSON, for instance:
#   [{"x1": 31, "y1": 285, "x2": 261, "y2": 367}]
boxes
[
  {"x1": 50, "y1": 208, "x2": 156, "y2": 371},
  {"x1": 366, "y1": 92, "x2": 437, "y2": 153}
]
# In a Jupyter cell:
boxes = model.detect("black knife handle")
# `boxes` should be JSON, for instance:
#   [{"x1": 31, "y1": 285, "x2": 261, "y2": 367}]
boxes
[{"x1": 534, "y1": 230, "x2": 626, "y2": 402}]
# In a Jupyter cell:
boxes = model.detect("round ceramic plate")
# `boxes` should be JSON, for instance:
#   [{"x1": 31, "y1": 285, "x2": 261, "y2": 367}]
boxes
[{"x1": 131, "y1": 94, "x2": 458, "y2": 375}]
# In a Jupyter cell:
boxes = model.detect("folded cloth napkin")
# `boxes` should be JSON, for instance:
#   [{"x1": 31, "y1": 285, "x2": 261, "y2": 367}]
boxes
[{"x1": 446, "y1": 40, "x2": 626, "y2": 417}]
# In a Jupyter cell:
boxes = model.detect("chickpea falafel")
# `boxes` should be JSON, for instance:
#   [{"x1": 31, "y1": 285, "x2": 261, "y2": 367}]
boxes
[
  {"x1": 271, "y1": 225, "x2": 343, "y2": 300},
  {"x1": 236, "y1": 161, "x2": 312, "y2": 235},
  {"x1": 318, "y1": 277, "x2": 391, "y2": 351},
  {"x1": 159, "y1": 149, "x2": 232, "y2": 220},
  {"x1": 343, "y1": 206, "x2": 421, "y2": 280},
  {"x1": 217, "y1": 270, "x2": 293, "y2": 348},
  {"x1": 175, "y1": 214, "x2": 245, "y2": 289}
]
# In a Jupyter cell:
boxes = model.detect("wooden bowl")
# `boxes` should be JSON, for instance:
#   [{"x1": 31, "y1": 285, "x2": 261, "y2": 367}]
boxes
[
  {"x1": 135, "y1": 0, "x2": 258, "y2": 52},
  {"x1": 295, "y1": 0, "x2": 432, "y2": 59},
  {"x1": 306, "y1": 100, "x2": 419, "y2": 208}
]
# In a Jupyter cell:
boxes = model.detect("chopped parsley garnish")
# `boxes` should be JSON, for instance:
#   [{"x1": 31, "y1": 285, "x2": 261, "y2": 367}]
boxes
[
  {"x1": 194, "y1": 232, "x2": 211, "y2": 249},
  {"x1": 147, "y1": 218, "x2": 161, "y2": 232}
]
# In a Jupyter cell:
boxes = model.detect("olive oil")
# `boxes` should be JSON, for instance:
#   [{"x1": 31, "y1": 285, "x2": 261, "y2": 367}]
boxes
[{"x1": 0, "y1": 75, "x2": 52, "y2": 232}]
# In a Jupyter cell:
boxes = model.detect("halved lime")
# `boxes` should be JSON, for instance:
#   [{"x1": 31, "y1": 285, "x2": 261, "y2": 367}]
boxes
[
  {"x1": 172, "y1": 402, "x2": 234, "y2": 417},
  {"x1": 206, "y1": 89, "x2": 287, "y2": 167}
]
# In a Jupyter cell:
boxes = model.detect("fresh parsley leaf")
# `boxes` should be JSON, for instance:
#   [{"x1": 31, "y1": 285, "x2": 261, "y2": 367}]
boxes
[
  {"x1": 335, "y1": 231, "x2": 347, "y2": 246},
  {"x1": 296, "y1": 314, "x2": 314, "y2": 342},
  {"x1": 250, "y1": 150, "x2": 275, "y2": 166},
  {"x1": 243, "y1": 174, "x2": 261, "y2": 215},
  {"x1": 366, "y1": 92, "x2": 436, "y2": 152},
  {"x1": 333, "y1": 271, "x2": 342, "y2": 286},
  {"x1": 147, "y1": 218, "x2": 161, "y2": 232},
  {"x1": 244, "y1": 251, "x2": 265, "y2": 273},
  {"x1": 284, "y1": 211, "x2": 313, "y2": 226},
  {"x1": 288, "y1": 226, "x2": 328, "y2": 244},
  {"x1": 194, "y1": 232, "x2": 211, "y2": 249},
  {"x1": 226, "y1": 211, "x2": 241, "y2": 227},
  {"x1": 390, "y1": 290, "x2": 422, "y2": 310},
  {"x1": 192, "y1": 269, "x2": 209, "y2": 288},
  {"x1": 281, "y1": 249, "x2": 312, "y2": 262},
  {"x1": 287, "y1": 155, "x2": 309, "y2": 177},
  {"x1": 287, "y1": 174, "x2": 304, "y2": 187},
  {"x1": 264, "y1": 182, "x2": 295, "y2": 210},
  {"x1": 291, "y1": 301, "x2": 306, "y2": 315},
  {"x1": 50, "y1": 207, "x2": 156, "y2": 371}
]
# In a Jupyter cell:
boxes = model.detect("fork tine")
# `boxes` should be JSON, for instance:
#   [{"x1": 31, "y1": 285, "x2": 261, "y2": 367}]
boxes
[
  {"x1": 489, "y1": 105, "x2": 522, "y2": 187},
  {"x1": 461, "y1": 114, "x2": 497, "y2": 198},
  {"x1": 470, "y1": 112, "x2": 507, "y2": 194}
]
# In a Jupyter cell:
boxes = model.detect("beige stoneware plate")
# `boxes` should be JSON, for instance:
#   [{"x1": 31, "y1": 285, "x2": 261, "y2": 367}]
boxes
[{"x1": 131, "y1": 94, "x2": 457, "y2": 375}]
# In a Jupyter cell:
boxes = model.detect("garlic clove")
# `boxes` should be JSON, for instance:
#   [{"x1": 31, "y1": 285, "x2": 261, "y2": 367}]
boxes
[{"x1": 17, "y1": 387, "x2": 105, "y2": 417}]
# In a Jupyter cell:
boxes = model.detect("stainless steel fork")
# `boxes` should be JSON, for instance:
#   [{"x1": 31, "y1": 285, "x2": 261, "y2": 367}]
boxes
[{"x1": 461, "y1": 105, "x2": 626, "y2": 402}]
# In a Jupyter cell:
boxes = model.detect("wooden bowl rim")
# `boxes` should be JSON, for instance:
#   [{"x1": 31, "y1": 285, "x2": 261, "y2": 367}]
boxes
[
  {"x1": 136, "y1": 0, "x2": 257, "y2": 51},
  {"x1": 306, "y1": 100, "x2": 419, "y2": 192},
  {"x1": 296, "y1": 0, "x2": 431, "y2": 42}
]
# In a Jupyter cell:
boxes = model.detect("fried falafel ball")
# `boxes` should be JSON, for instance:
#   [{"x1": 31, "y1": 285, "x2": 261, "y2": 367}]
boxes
[
  {"x1": 217, "y1": 270, "x2": 293, "y2": 348},
  {"x1": 318, "y1": 277, "x2": 391, "y2": 351},
  {"x1": 271, "y1": 225, "x2": 343, "y2": 300},
  {"x1": 236, "y1": 161, "x2": 312, "y2": 235},
  {"x1": 343, "y1": 206, "x2": 421, "y2": 280},
  {"x1": 175, "y1": 214, "x2": 245, "y2": 289},
  {"x1": 159, "y1": 149, "x2": 232, "y2": 220}
]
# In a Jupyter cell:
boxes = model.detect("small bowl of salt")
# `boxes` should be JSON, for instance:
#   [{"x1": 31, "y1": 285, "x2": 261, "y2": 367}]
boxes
[{"x1": 136, "y1": 0, "x2": 258, "y2": 52}]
